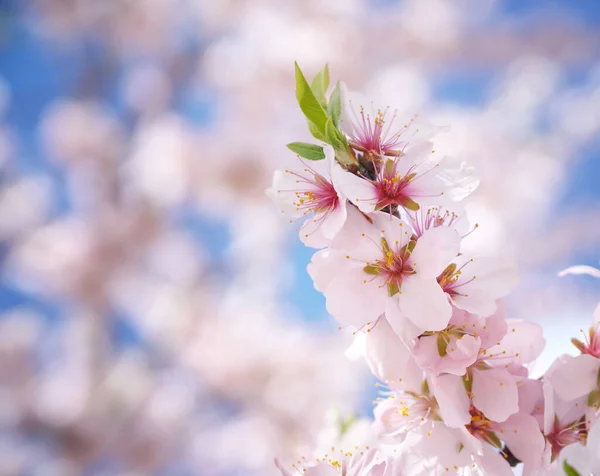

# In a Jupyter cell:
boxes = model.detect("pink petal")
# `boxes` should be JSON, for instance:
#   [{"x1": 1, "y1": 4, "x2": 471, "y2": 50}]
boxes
[
  {"x1": 550, "y1": 354, "x2": 600, "y2": 401},
  {"x1": 476, "y1": 444, "x2": 513, "y2": 476},
  {"x1": 410, "y1": 227, "x2": 461, "y2": 279},
  {"x1": 330, "y1": 161, "x2": 377, "y2": 214},
  {"x1": 496, "y1": 413, "x2": 545, "y2": 465},
  {"x1": 472, "y1": 368, "x2": 519, "y2": 423},
  {"x1": 457, "y1": 256, "x2": 519, "y2": 301},
  {"x1": 433, "y1": 374, "x2": 471, "y2": 428},
  {"x1": 307, "y1": 249, "x2": 347, "y2": 292},
  {"x1": 300, "y1": 214, "x2": 331, "y2": 248},
  {"x1": 399, "y1": 276, "x2": 452, "y2": 331},
  {"x1": 384, "y1": 297, "x2": 422, "y2": 343},
  {"x1": 486, "y1": 319, "x2": 545, "y2": 366},
  {"x1": 404, "y1": 421, "x2": 475, "y2": 470},
  {"x1": 364, "y1": 317, "x2": 416, "y2": 386},
  {"x1": 325, "y1": 265, "x2": 388, "y2": 327},
  {"x1": 305, "y1": 465, "x2": 339, "y2": 476},
  {"x1": 321, "y1": 199, "x2": 347, "y2": 239}
]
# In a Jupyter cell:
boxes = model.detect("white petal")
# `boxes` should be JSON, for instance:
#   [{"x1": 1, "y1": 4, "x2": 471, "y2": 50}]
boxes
[
  {"x1": 307, "y1": 249, "x2": 348, "y2": 292},
  {"x1": 384, "y1": 297, "x2": 423, "y2": 343},
  {"x1": 433, "y1": 374, "x2": 471, "y2": 428},
  {"x1": 486, "y1": 319, "x2": 545, "y2": 365},
  {"x1": 497, "y1": 413, "x2": 545, "y2": 466},
  {"x1": 305, "y1": 465, "x2": 339, "y2": 476},
  {"x1": 451, "y1": 292, "x2": 498, "y2": 317},
  {"x1": 319, "y1": 199, "x2": 347, "y2": 239},
  {"x1": 476, "y1": 444, "x2": 513, "y2": 476},
  {"x1": 550, "y1": 354, "x2": 600, "y2": 401},
  {"x1": 325, "y1": 266, "x2": 388, "y2": 327},
  {"x1": 364, "y1": 317, "x2": 414, "y2": 385},
  {"x1": 331, "y1": 162, "x2": 377, "y2": 213},
  {"x1": 399, "y1": 276, "x2": 452, "y2": 331},
  {"x1": 299, "y1": 215, "x2": 330, "y2": 248},
  {"x1": 472, "y1": 368, "x2": 519, "y2": 422},
  {"x1": 410, "y1": 227, "x2": 460, "y2": 279}
]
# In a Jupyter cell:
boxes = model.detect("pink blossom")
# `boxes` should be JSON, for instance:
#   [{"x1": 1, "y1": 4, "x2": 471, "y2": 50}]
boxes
[
  {"x1": 413, "y1": 304, "x2": 508, "y2": 377},
  {"x1": 557, "y1": 416, "x2": 600, "y2": 475},
  {"x1": 309, "y1": 212, "x2": 460, "y2": 334},
  {"x1": 339, "y1": 84, "x2": 422, "y2": 157},
  {"x1": 550, "y1": 339, "x2": 600, "y2": 403},
  {"x1": 335, "y1": 142, "x2": 476, "y2": 215},
  {"x1": 266, "y1": 145, "x2": 349, "y2": 248},
  {"x1": 404, "y1": 202, "x2": 472, "y2": 239},
  {"x1": 274, "y1": 447, "x2": 388, "y2": 476},
  {"x1": 438, "y1": 254, "x2": 518, "y2": 317}
]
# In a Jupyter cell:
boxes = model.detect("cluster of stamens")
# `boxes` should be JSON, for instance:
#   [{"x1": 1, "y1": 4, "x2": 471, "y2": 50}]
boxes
[
  {"x1": 438, "y1": 260, "x2": 476, "y2": 298},
  {"x1": 571, "y1": 323, "x2": 600, "y2": 358},
  {"x1": 362, "y1": 237, "x2": 416, "y2": 296},
  {"x1": 345, "y1": 102, "x2": 417, "y2": 156}
]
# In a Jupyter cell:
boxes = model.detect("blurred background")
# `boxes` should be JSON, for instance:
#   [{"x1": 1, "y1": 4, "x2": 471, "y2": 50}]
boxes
[{"x1": 0, "y1": 0, "x2": 599, "y2": 474}]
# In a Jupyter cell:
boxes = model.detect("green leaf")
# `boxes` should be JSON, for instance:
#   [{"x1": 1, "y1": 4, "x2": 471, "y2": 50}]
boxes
[
  {"x1": 563, "y1": 461, "x2": 581, "y2": 476},
  {"x1": 437, "y1": 333, "x2": 448, "y2": 357},
  {"x1": 325, "y1": 116, "x2": 343, "y2": 149},
  {"x1": 328, "y1": 82, "x2": 342, "y2": 127},
  {"x1": 308, "y1": 121, "x2": 327, "y2": 142},
  {"x1": 295, "y1": 62, "x2": 328, "y2": 135},
  {"x1": 421, "y1": 379, "x2": 430, "y2": 395},
  {"x1": 286, "y1": 142, "x2": 326, "y2": 160},
  {"x1": 311, "y1": 64, "x2": 330, "y2": 107}
]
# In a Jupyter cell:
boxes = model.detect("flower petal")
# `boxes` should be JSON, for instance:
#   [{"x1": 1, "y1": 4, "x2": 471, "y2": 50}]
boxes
[
  {"x1": 486, "y1": 319, "x2": 545, "y2": 366},
  {"x1": 331, "y1": 162, "x2": 377, "y2": 214},
  {"x1": 433, "y1": 374, "x2": 471, "y2": 428},
  {"x1": 399, "y1": 276, "x2": 452, "y2": 331},
  {"x1": 325, "y1": 266, "x2": 388, "y2": 327},
  {"x1": 550, "y1": 354, "x2": 600, "y2": 401},
  {"x1": 384, "y1": 297, "x2": 423, "y2": 343},
  {"x1": 364, "y1": 317, "x2": 417, "y2": 386},
  {"x1": 497, "y1": 413, "x2": 545, "y2": 466},
  {"x1": 307, "y1": 249, "x2": 348, "y2": 292},
  {"x1": 472, "y1": 368, "x2": 519, "y2": 423},
  {"x1": 410, "y1": 227, "x2": 460, "y2": 279}
]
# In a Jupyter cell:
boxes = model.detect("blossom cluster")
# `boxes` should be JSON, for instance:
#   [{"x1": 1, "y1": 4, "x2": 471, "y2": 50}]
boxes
[{"x1": 268, "y1": 64, "x2": 600, "y2": 476}]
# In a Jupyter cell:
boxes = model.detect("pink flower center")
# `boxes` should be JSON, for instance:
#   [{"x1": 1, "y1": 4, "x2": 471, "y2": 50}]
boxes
[
  {"x1": 355, "y1": 158, "x2": 441, "y2": 212},
  {"x1": 345, "y1": 104, "x2": 412, "y2": 155},
  {"x1": 283, "y1": 167, "x2": 339, "y2": 216},
  {"x1": 363, "y1": 237, "x2": 416, "y2": 296},
  {"x1": 407, "y1": 207, "x2": 463, "y2": 237},
  {"x1": 465, "y1": 407, "x2": 501, "y2": 448},
  {"x1": 438, "y1": 261, "x2": 476, "y2": 298},
  {"x1": 572, "y1": 324, "x2": 600, "y2": 358},
  {"x1": 547, "y1": 419, "x2": 587, "y2": 460}
]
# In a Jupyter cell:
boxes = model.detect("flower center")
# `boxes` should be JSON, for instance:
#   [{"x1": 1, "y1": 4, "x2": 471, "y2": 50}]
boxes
[
  {"x1": 547, "y1": 418, "x2": 588, "y2": 460},
  {"x1": 286, "y1": 168, "x2": 338, "y2": 215},
  {"x1": 571, "y1": 324, "x2": 600, "y2": 359},
  {"x1": 438, "y1": 261, "x2": 476, "y2": 298},
  {"x1": 346, "y1": 104, "x2": 410, "y2": 156},
  {"x1": 465, "y1": 407, "x2": 502, "y2": 448},
  {"x1": 363, "y1": 237, "x2": 416, "y2": 296}
]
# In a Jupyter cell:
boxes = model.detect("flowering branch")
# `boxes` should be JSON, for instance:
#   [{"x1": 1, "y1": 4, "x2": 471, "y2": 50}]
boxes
[{"x1": 267, "y1": 63, "x2": 600, "y2": 476}]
